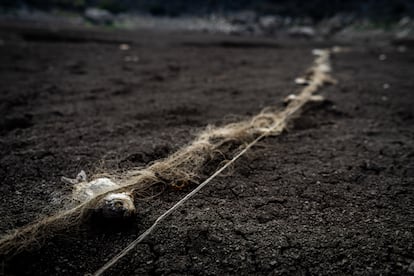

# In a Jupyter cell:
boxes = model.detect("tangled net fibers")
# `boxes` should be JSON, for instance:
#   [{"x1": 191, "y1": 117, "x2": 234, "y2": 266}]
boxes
[{"x1": 0, "y1": 48, "x2": 336, "y2": 258}]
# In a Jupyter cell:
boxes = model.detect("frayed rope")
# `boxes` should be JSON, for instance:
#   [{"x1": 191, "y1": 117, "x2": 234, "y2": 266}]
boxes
[{"x1": 92, "y1": 48, "x2": 337, "y2": 275}]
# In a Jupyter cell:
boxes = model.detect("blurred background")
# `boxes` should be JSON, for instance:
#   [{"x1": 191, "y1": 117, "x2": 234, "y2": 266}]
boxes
[
  {"x1": 0, "y1": 0, "x2": 414, "y2": 41},
  {"x1": 1, "y1": 0, "x2": 414, "y2": 19}
]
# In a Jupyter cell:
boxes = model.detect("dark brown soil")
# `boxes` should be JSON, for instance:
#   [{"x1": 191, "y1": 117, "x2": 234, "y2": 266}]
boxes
[{"x1": 0, "y1": 22, "x2": 413, "y2": 275}]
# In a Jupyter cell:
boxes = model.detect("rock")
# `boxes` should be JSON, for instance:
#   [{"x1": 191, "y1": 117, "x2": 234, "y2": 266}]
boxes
[
  {"x1": 226, "y1": 11, "x2": 260, "y2": 35},
  {"x1": 84, "y1": 8, "x2": 114, "y2": 25},
  {"x1": 288, "y1": 26, "x2": 316, "y2": 38},
  {"x1": 398, "y1": 17, "x2": 411, "y2": 28},
  {"x1": 228, "y1": 11, "x2": 257, "y2": 25},
  {"x1": 259, "y1": 15, "x2": 282, "y2": 34},
  {"x1": 395, "y1": 29, "x2": 412, "y2": 39},
  {"x1": 318, "y1": 14, "x2": 353, "y2": 37}
]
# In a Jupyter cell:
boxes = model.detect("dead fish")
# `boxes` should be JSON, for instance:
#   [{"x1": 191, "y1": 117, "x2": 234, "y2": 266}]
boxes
[{"x1": 62, "y1": 171, "x2": 136, "y2": 219}]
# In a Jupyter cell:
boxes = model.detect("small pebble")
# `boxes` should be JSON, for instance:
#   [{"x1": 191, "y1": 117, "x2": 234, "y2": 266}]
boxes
[
  {"x1": 294, "y1": 77, "x2": 308, "y2": 85},
  {"x1": 331, "y1": 46, "x2": 342, "y2": 53},
  {"x1": 119, "y1": 44, "x2": 130, "y2": 51},
  {"x1": 284, "y1": 94, "x2": 297, "y2": 104},
  {"x1": 312, "y1": 49, "x2": 324, "y2": 56}
]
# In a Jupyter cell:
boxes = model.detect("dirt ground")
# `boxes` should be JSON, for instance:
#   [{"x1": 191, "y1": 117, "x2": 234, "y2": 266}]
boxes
[{"x1": 0, "y1": 22, "x2": 413, "y2": 275}]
